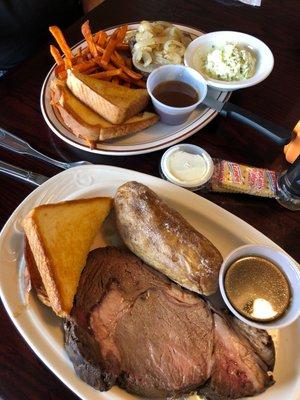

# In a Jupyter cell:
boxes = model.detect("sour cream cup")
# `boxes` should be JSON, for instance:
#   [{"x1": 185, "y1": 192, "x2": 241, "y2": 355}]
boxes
[
  {"x1": 147, "y1": 65, "x2": 208, "y2": 125},
  {"x1": 160, "y1": 144, "x2": 214, "y2": 191}
]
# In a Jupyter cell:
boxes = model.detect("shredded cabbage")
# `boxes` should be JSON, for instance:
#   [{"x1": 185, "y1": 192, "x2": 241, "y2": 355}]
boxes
[{"x1": 203, "y1": 43, "x2": 256, "y2": 81}]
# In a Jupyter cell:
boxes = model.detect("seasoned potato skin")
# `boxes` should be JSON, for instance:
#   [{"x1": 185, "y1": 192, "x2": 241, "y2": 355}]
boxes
[{"x1": 114, "y1": 181, "x2": 223, "y2": 295}]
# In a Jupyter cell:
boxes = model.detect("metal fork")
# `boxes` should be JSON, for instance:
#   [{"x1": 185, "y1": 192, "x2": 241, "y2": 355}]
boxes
[{"x1": 0, "y1": 127, "x2": 92, "y2": 169}]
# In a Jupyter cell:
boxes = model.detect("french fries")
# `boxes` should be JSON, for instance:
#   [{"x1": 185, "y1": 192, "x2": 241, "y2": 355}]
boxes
[
  {"x1": 49, "y1": 21, "x2": 144, "y2": 89},
  {"x1": 90, "y1": 68, "x2": 122, "y2": 79},
  {"x1": 50, "y1": 45, "x2": 64, "y2": 66},
  {"x1": 97, "y1": 31, "x2": 107, "y2": 47},
  {"x1": 101, "y1": 28, "x2": 119, "y2": 66},
  {"x1": 49, "y1": 26, "x2": 73, "y2": 59},
  {"x1": 73, "y1": 60, "x2": 97, "y2": 73},
  {"x1": 81, "y1": 21, "x2": 98, "y2": 58},
  {"x1": 64, "y1": 58, "x2": 72, "y2": 70}
]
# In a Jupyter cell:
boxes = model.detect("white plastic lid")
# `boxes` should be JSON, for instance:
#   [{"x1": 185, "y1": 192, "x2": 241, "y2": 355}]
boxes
[{"x1": 160, "y1": 144, "x2": 214, "y2": 189}]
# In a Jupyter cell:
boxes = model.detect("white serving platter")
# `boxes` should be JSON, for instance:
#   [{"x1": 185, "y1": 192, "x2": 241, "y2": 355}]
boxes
[
  {"x1": 0, "y1": 165, "x2": 299, "y2": 400},
  {"x1": 40, "y1": 23, "x2": 230, "y2": 156}
]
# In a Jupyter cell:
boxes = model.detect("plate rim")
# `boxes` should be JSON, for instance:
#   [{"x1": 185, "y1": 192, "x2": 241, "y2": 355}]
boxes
[
  {"x1": 0, "y1": 165, "x2": 299, "y2": 400},
  {"x1": 40, "y1": 22, "x2": 231, "y2": 156}
]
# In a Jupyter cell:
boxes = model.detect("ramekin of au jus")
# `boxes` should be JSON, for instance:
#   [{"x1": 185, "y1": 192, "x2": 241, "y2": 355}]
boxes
[
  {"x1": 146, "y1": 64, "x2": 207, "y2": 125},
  {"x1": 219, "y1": 244, "x2": 300, "y2": 330}
]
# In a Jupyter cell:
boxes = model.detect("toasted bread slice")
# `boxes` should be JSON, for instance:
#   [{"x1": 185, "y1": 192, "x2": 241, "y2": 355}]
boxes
[
  {"x1": 23, "y1": 197, "x2": 112, "y2": 317},
  {"x1": 66, "y1": 70, "x2": 149, "y2": 124},
  {"x1": 51, "y1": 79, "x2": 159, "y2": 143},
  {"x1": 24, "y1": 238, "x2": 50, "y2": 306}
]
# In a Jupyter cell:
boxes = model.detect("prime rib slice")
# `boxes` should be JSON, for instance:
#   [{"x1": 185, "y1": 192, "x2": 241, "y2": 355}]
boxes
[{"x1": 64, "y1": 247, "x2": 275, "y2": 399}]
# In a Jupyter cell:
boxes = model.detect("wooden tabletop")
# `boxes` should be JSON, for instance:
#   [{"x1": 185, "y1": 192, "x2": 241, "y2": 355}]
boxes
[{"x1": 0, "y1": 0, "x2": 299, "y2": 398}]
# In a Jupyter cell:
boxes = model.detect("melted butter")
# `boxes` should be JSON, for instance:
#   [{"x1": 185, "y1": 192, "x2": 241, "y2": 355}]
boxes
[
  {"x1": 167, "y1": 150, "x2": 207, "y2": 183},
  {"x1": 225, "y1": 256, "x2": 291, "y2": 322}
]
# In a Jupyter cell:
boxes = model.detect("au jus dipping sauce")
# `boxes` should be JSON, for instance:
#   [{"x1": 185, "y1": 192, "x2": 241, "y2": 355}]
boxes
[
  {"x1": 152, "y1": 80, "x2": 199, "y2": 108},
  {"x1": 224, "y1": 256, "x2": 291, "y2": 322}
]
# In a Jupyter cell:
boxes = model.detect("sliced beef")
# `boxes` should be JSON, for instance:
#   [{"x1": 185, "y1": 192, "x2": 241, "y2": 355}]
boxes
[
  {"x1": 64, "y1": 247, "x2": 275, "y2": 399},
  {"x1": 230, "y1": 318, "x2": 275, "y2": 371},
  {"x1": 68, "y1": 246, "x2": 214, "y2": 397},
  {"x1": 115, "y1": 288, "x2": 213, "y2": 397},
  {"x1": 64, "y1": 320, "x2": 115, "y2": 391},
  {"x1": 198, "y1": 314, "x2": 274, "y2": 400}
]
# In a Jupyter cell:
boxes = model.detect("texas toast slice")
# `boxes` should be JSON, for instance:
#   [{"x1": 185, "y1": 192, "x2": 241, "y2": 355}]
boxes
[
  {"x1": 51, "y1": 79, "x2": 158, "y2": 143},
  {"x1": 23, "y1": 197, "x2": 112, "y2": 317},
  {"x1": 66, "y1": 70, "x2": 149, "y2": 124}
]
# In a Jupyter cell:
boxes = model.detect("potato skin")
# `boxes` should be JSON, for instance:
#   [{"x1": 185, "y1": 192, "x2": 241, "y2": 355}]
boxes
[{"x1": 114, "y1": 181, "x2": 223, "y2": 295}]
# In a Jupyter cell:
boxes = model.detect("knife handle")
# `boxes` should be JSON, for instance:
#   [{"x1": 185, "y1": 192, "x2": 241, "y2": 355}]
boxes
[
  {"x1": 0, "y1": 160, "x2": 48, "y2": 186},
  {"x1": 221, "y1": 102, "x2": 291, "y2": 146},
  {"x1": 0, "y1": 127, "x2": 69, "y2": 169}
]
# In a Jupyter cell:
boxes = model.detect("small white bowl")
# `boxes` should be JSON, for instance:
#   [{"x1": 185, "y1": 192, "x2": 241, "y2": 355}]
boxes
[
  {"x1": 184, "y1": 31, "x2": 274, "y2": 91},
  {"x1": 160, "y1": 144, "x2": 214, "y2": 190},
  {"x1": 147, "y1": 65, "x2": 207, "y2": 125},
  {"x1": 219, "y1": 244, "x2": 300, "y2": 330}
]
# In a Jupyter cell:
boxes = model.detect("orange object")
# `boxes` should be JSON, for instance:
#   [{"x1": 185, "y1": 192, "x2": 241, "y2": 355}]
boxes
[
  {"x1": 133, "y1": 79, "x2": 146, "y2": 88},
  {"x1": 48, "y1": 22, "x2": 143, "y2": 88},
  {"x1": 113, "y1": 50, "x2": 126, "y2": 66},
  {"x1": 116, "y1": 24, "x2": 128, "y2": 43},
  {"x1": 96, "y1": 57, "x2": 132, "y2": 84},
  {"x1": 90, "y1": 68, "x2": 122, "y2": 79},
  {"x1": 64, "y1": 58, "x2": 72, "y2": 70},
  {"x1": 49, "y1": 26, "x2": 73, "y2": 59},
  {"x1": 50, "y1": 45, "x2": 64, "y2": 66},
  {"x1": 93, "y1": 32, "x2": 99, "y2": 43},
  {"x1": 73, "y1": 60, "x2": 97, "y2": 73},
  {"x1": 101, "y1": 28, "x2": 119, "y2": 65},
  {"x1": 116, "y1": 43, "x2": 130, "y2": 51},
  {"x1": 122, "y1": 65, "x2": 143, "y2": 80},
  {"x1": 124, "y1": 56, "x2": 133, "y2": 68},
  {"x1": 58, "y1": 72, "x2": 67, "y2": 80},
  {"x1": 284, "y1": 121, "x2": 300, "y2": 163},
  {"x1": 81, "y1": 21, "x2": 98, "y2": 58},
  {"x1": 97, "y1": 31, "x2": 107, "y2": 47}
]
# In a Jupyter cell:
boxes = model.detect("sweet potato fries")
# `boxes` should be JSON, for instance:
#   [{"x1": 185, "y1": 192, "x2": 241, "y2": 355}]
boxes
[{"x1": 49, "y1": 21, "x2": 145, "y2": 88}]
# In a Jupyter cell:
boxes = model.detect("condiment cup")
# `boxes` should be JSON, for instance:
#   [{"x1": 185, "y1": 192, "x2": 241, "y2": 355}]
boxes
[
  {"x1": 184, "y1": 31, "x2": 274, "y2": 91},
  {"x1": 147, "y1": 65, "x2": 207, "y2": 125},
  {"x1": 160, "y1": 143, "x2": 214, "y2": 190},
  {"x1": 219, "y1": 244, "x2": 300, "y2": 330}
]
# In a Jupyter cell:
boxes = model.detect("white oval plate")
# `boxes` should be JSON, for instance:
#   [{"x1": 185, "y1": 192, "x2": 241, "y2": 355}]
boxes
[
  {"x1": 40, "y1": 23, "x2": 230, "y2": 156},
  {"x1": 0, "y1": 165, "x2": 299, "y2": 400}
]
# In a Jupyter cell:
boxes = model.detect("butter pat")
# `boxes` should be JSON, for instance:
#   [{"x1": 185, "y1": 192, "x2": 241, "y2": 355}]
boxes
[{"x1": 160, "y1": 144, "x2": 214, "y2": 190}]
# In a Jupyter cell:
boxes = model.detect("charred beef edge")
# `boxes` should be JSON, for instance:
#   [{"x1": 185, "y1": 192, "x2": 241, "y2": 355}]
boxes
[
  {"x1": 63, "y1": 247, "x2": 275, "y2": 398},
  {"x1": 64, "y1": 319, "x2": 116, "y2": 391}
]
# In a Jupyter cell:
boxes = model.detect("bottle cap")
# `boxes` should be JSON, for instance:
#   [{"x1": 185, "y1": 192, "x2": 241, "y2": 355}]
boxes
[{"x1": 280, "y1": 155, "x2": 300, "y2": 197}]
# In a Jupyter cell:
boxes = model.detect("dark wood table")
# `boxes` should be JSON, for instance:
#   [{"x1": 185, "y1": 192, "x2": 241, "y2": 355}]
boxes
[{"x1": 0, "y1": 0, "x2": 299, "y2": 398}]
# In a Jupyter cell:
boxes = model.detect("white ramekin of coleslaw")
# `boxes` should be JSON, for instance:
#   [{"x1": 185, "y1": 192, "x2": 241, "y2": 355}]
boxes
[{"x1": 184, "y1": 31, "x2": 274, "y2": 91}]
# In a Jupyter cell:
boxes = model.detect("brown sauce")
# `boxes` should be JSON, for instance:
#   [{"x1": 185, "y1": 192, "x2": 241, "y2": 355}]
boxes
[
  {"x1": 224, "y1": 256, "x2": 291, "y2": 322},
  {"x1": 152, "y1": 80, "x2": 199, "y2": 107}
]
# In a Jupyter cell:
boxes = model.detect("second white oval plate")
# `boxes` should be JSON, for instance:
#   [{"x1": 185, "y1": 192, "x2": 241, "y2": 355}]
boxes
[{"x1": 0, "y1": 165, "x2": 299, "y2": 399}]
